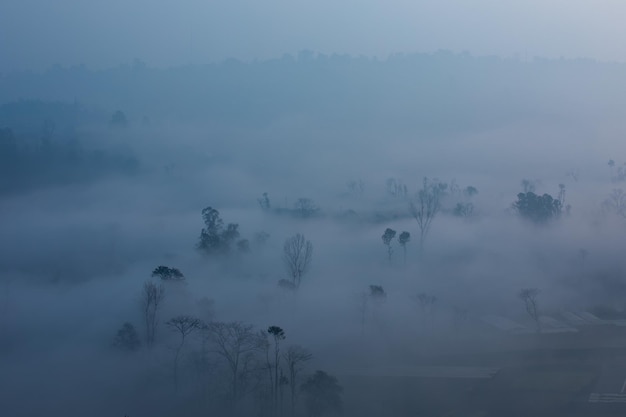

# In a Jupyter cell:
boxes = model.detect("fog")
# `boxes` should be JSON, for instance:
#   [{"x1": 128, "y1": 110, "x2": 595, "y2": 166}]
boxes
[
  {"x1": 3, "y1": 8, "x2": 626, "y2": 416},
  {"x1": 3, "y1": 0, "x2": 626, "y2": 71}
]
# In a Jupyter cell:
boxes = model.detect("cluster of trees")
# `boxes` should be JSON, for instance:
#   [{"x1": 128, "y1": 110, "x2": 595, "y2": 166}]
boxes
[
  {"x1": 113, "y1": 266, "x2": 341, "y2": 416},
  {"x1": 0, "y1": 124, "x2": 138, "y2": 195},
  {"x1": 381, "y1": 228, "x2": 410, "y2": 265},
  {"x1": 197, "y1": 207, "x2": 250, "y2": 255}
]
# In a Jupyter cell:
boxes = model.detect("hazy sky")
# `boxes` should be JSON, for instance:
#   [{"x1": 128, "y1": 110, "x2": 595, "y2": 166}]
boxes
[{"x1": 1, "y1": 0, "x2": 626, "y2": 71}]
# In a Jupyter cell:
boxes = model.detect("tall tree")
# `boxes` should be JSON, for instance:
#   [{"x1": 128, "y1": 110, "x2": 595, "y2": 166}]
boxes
[
  {"x1": 284, "y1": 345, "x2": 312, "y2": 417},
  {"x1": 167, "y1": 315, "x2": 203, "y2": 392},
  {"x1": 381, "y1": 228, "x2": 396, "y2": 265},
  {"x1": 397, "y1": 231, "x2": 410, "y2": 265},
  {"x1": 206, "y1": 321, "x2": 264, "y2": 405},
  {"x1": 141, "y1": 281, "x2": 165, "y2": 347},
  {"x1": 519, "y1": 288, "x2": 541, "y2": 333},
  {"x1": 151, "y1": 265, "x2": 185, "y2": 281},
  {"x1": 268, "y1": 326, "x2": 286, "y2": 413},
  {"x1": 283, "y1": 234, "x2": 313, "y2": 289},
  {"x1": 410, "y1": 177, "x2": 443, "y2": 251}
]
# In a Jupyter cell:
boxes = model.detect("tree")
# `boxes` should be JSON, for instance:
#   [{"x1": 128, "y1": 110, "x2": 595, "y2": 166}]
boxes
[
  {"x1": 381, "y1": 228, "x2": 396, "y2": 265},
  {"x1": 113, "y1": 322, "x2": 141, "y2": 351},
  {"x1": 602, "y1": 188, "x2": 626, "y2": 218},
  {"x1": 268, "y1": 326, "x2": 286, "y2": 413},
  {"x1": 141, "y1": 281, "x2": 165, "y2": 347},
  {"x1": 397, "y1": 231, "x2": 410, "y2": 265},
  {"x1": 110, "y1": 110, "x2": 128, "y2": 128},
  {"x1": 294, "y1": 198, "x2": 319, "y2": 218},
  {"x1": 197, "y1": 206, "x2": 240, "y2": 255},
  {"x1": 167, "y1": 315, "x2": 203, "y2": 392},
  {"x1": 206, "y1": 321, "x2": 264, "y2": 404},
  {"x1": 512, "y1": 192, "x2": 562, "y2": 224},
  {"x1": 258, "y1": 192, "x2": 271, "y2": 211},
  {"x1": 453, "y1": 202, "x2": 474, "y2": 218},
  {"x1": 518, "y1": 288, "x2": 541, "y2": 333},
  {"x1": 301, "y1": 371, "x2": 343, "y2": 417},
  {"x1": 411, "y1": 292, "x2": 437, "y2": 320},
  {"x1": 410, "y1": 177, "x2": 443, "y2": 251},
  {"x1": 284, "y1": 345, "x2": 312, "y2": 417},
  {"x1": 283, "y1": 234, "x2": 313, "y2": 289},
  {"x1": 151, "y1": 265, "x2": 185, "y2": 281}
]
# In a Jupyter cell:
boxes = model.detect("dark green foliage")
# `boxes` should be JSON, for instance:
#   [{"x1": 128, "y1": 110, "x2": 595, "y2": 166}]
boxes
[
  {"x1": 512, "y1": 192, "x2": 562, "y2": 224},
  {"x1": 301, "y1": 370, "x2": 343, "y2": 417},
  {"x1": 113, "y1": 322, "x2": 141, "y2": 351},
  {"x1": 151, "y1": 265, "x2": 185, "y2": 281},
  {"x1": 197, "y1": 207, "x2": 240, "y2": 255}
]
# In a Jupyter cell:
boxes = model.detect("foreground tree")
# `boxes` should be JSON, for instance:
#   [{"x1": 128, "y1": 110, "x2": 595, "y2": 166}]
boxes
[
  {"x1": 141, "y1": 281, "x2": 165, "y2": 347},
  {"x1": 518, "y1": 288, "x2": 541, "y2": 333},
  {"x1": 283, "y1": 234, "x2": 313, "y2": 289},
  {"x1": 512, "y1": 192, "x2": 562, "y2": 224},
  {"x1": 381, "y1": 228, "x2": 396, "y2": 265},
  {"x1": 167, "y1": 315, "x2": 203, "y2": 392},
  {"x1": 268, "y1": 326, "x2": 286, "y2": 413},
  {"x1": 284, "y1": 345, "x2": 313, "y2": 417},
  {"x1": 410, "y1": 177, "x2": 443, "y2": 251},
  {"x1": 206, "y1": 321, "x2": 264, "y2": 405},
  {"x1": 301, "y1": 371, "x2": 343, "y2": 417}
]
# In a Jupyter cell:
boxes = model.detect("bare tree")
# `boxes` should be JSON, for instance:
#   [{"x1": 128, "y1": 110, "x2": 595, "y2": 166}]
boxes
[
  {"x1": 294, "y1": 198, "x2": 318, "y2": 218},
  {"x1": 602, "y1": 188, "x2": 626, "y2": 218},
  {"x1": 410, "y1": 178, "x2": 443, "y2": 251},
  {"x1": 283, "y1": 345, "x2": 312, "y2": 417},
  {"x1": 283, "y1": 234, "x2": 313, "y2": 289},
  {"x1": 206, "y1": 321, "x2": 264, "y2": 405},
  {"x1": 167, "y1": 315, "x2": 203, "y2": 392},
  {"x1": 141, "y1": 281, "x2": 165, "y2": 347},
  {"x1": 381, "y1": 228, "x2": 396, "y2": 265},
  {"x1": 518, "y1": 288, "x2": 541, "y2": 333}
]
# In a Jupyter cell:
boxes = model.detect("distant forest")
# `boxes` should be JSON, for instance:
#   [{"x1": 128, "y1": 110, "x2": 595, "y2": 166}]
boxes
[{"x1": 1, "y1": 51, "x2": 625, "y2": 131}]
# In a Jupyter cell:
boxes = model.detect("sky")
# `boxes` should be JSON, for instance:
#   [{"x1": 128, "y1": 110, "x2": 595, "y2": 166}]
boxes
[{"x1": 1, "y1": 0, "x2": 626, "y2": 71}]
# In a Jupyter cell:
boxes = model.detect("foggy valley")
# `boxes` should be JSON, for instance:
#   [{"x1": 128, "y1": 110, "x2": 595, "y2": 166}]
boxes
[{"x1": 3, "y1": 4, "x2": 626, "y2": 416}]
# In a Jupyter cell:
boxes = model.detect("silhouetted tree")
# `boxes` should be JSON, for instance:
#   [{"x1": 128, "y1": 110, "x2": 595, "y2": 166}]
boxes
[
  {"x1": 284, "y1": 345, "x2": 312, "y2": 417},
  {"x1": 512, "y1": 192, "x2": 562, "y2": 224},
  {"x1": 113, "y1": 322, "x2": 141, "y2": 351},
  {"x1": 397, "y1": 231, "x2": 410, "y2": 265},
  {"x1": 151, "y1": 265, "x2": 185, "y2": 281},
  {"x1": 602, "y1": 188, "x2": 626, "y2": 218},
  {"x1": 453, "y1": 202, "x2": 474, "y2": 218},
  {"x1": 268, "y1": 326, "x2": 286, "y2": 412},
  {"x1": 197, "y1": 206, "x2": 240, "y2": 255},
  {"x1": 410, "y1": 177, "x2": 443, "y2": 251},
  {"x1": 301, "y1": 371, "x2": 343, "y2": 417},
  {"x1": 283, "y1": 233, "x2": 313, "y2": 289},
  {"x1": 167, "y1": 315, "x2": 203, "y2": 392},
  {"x1": 141, "y1": 281, "x2": 165, "y2": 347},
  {"x1": 294, "y1": 198, "x2": 319, "y2": 218},
  {"x1": 518, "y1": 288, "x2": 541, "y2": 333},
  {"x1": 206, "y1": 321, "x2": 264, "y2": 404},
  {"x1": 381, "y1": 228, "x2": 396, "y2": 264}
]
